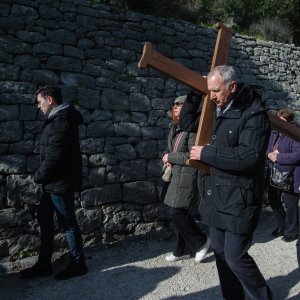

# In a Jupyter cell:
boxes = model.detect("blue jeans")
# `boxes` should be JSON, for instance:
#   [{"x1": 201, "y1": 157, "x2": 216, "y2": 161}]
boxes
[{"x1": 37, "y1": 191, "x2": 83, "y2": 264}]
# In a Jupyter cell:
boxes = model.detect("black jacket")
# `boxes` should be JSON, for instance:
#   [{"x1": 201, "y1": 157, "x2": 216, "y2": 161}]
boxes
[
  {"x1": 35, "y1": 104, "x2": 83, "y2": 194},
  {"x1": 180, "y1": 84, "x2": 271, "y2": 234}
]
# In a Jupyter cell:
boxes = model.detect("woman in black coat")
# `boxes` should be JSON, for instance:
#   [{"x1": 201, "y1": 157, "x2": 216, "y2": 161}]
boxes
[{"x1": 163, "y1": 95, "x2": 210, "y2": 262}]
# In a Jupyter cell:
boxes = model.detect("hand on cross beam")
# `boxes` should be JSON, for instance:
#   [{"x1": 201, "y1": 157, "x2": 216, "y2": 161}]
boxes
[{"x1": 190, "y1": 146, "x2": 204, "y2": 161}]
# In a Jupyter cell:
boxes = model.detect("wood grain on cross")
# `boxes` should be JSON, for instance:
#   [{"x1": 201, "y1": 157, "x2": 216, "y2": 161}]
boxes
[
  {"x1": 138, "y1": 22, "x2": 300, "y2": 174},
  {"x1": 139, "y1": 22, "x2": 235, "y2": 173}
]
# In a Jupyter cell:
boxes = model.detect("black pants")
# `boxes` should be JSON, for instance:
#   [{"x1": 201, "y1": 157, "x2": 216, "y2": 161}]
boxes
[
  {"x1": 210, "y1": 227, "x2": 272, "y2": 300},
  {"x1": 170, "y1": 207, "x2": 207, "y2": 256},
  {"x1": 268, "y1": 186, "x2": 299, "y2": 239}
]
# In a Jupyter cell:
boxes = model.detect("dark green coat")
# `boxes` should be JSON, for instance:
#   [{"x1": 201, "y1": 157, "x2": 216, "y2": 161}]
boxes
[{"x1": 164, "y1": 125, "x2": 197, "y2": 209}]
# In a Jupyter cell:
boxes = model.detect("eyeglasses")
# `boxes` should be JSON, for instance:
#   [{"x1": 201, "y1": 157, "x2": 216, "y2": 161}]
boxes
[{"x1": 172, "y1": 102, "x2": 183, "y2": 107}]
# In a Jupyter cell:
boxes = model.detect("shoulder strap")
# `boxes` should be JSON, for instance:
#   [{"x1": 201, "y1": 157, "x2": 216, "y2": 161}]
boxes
[{"x1": 173, "y1": 131, "x2": 184, "y2": 152}]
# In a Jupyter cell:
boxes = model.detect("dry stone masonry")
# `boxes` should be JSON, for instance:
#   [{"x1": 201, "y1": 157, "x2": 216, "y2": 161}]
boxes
[{"x1": 0, "y1": 0, "x2": 299, "y2": 261}]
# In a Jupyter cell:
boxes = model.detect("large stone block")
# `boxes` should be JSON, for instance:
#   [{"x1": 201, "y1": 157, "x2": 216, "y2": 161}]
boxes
[
  {"x1": 0, "y1": 105, "x2": 18, "y2": 121},
  {"x1": 87, "y1": 167, "x2": 106, "y2": 187},
  {"x1": 32, "y1": 70, "x2": 59, "y2": 85},
  {"x1": 6, "y1": 174, "x2": 41, "y2": 206},
  {"x1": 104, "y1": 210, "x2": 141, "y2": 233},
  {"x1": 0, "y1": 154, "x2": 26, "y2": 174},
  {"x1": 0, "y1": 208, "x2": 33, "y2": 227},
  {"x1": 141, "y1": 127, "x2": 165, "y2": 140},
  {"x1": 33, "y1": 42, "x2": 62, "y2": 55},
  {"x1": 87, "y1": 121, "x2": 114, "y2": 137},
  {"x1": 148, "y1": 159, "x2": 163, "y2": 177},
  {"x1": 80, "y1": 184, "x2": 122, "y2": 207},
  {"x1": 76, "y1": 208, "x2": 102, "y2": 234},
  {"x1": 80, "y1": 138, "x2": 104, "y2": 154},
  {"x1": 143, "y1": 203, "x2": 171, "y2": 222},
  {"x1": 129, "y1": 93, "x2": 151, "y2": 112},
  {"x1": 0, "y1": 121, "x2": 23, "y2": 143},
  {"x1": 115, "y1": 144, "x2": 136, "y2": 161},
  {"x1": 123, "y1": 181, "x2": 156, "y2": 204},
  {"x1": 101, "y1": 88, "x2": 129, "y2": 111},
  {"x1": 0, "y1": 17, "x2": 24, "y2": 32},
  {"x1": 0, "y1": 63, "x2": 19, "y2": 80},
  {"x1": 60, "y1": 72, "x2": 95, "y2": 88},
  {"x1": 106, "y1": 160, "x2": 147, "y2": 183},
  {"x1": 77, "y1": 88, "x2": 100, "y2": 109},
  {"x1": 135, "y1": 140, "x2": 157, "y2": 159},
  {"x1": 89, "y1": 153, "x2": 117, "y2": 167},
  {"x1": 115, "y1": 122, "x2": 141, "y2": 137},
  {"x1": 46, "y1": 29, "x2": 76, "y2": 45},
  {"x1": 47, "y1": 56, "x2": 81, "y2": 72}
]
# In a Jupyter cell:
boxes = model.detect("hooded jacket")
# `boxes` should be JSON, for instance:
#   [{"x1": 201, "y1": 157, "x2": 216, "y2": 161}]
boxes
[
  {"x1": 180, "y1": 83, "x2": 271, "y2": 234},
  {"x1": 34, "y1": 104, "x2": 83, "y2": 194}
]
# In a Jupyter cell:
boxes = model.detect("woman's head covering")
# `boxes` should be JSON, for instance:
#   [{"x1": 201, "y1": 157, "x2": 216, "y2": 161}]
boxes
[{"x1": 173, "y1": 95, "x2": 187, "y2": 106}]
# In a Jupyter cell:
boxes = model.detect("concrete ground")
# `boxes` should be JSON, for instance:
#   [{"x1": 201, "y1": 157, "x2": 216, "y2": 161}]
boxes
[{"x1": 0, "y1": 208, "x2": 299, "y2": 300}]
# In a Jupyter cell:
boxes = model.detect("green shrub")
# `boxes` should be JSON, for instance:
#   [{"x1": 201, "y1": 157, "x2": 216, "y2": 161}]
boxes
[{"x1": 249, "y1": 18, "x2": 292, "y2": 43}]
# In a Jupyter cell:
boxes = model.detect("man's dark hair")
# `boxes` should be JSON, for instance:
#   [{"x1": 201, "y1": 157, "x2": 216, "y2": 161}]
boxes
[{"x1": 35, "y1": 86, "x2": 63, "y2": 105}]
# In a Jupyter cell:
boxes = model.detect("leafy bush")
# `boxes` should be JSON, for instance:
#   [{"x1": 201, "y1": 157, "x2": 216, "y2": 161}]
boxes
[
  {"x1": 93, "y1": 0, "x2": 299, "y2": 45},
  {"x1": 249, "y1": 19, "x2": 292, "y2": 43}
]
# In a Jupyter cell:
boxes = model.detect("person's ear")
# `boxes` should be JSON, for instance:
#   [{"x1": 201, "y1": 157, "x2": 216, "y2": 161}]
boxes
[
  {"x1": 230, "y1": 81, "x2": 237, "y2": 93},
  {"x1": 47, "y1": 96, "x2": 54, "y2": 105}
]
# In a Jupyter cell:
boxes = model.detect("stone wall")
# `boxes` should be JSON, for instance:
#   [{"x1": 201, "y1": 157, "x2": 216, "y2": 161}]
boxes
[{"x1": 0, "y1": 0, "x2": 300, "y2": 260}]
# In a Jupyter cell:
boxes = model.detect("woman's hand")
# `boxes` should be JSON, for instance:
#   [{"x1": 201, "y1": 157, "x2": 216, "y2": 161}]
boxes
[
  {"x1": 268, "y1": 150, "x2": 279, "y2": 163},
  {"x1": 162, "y1": 153, "x2": 169, "y2": 164}
]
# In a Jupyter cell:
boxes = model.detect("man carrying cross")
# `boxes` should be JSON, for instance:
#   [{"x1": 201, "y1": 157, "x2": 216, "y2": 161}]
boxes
[{"x1": 183, "y1": 65, "x2": 273, "y2": 299}]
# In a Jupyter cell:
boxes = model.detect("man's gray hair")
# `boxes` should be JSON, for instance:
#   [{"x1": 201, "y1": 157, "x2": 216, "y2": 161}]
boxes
[{"x1": 207, "y1": 65, "x2": 237, "y2": 87}]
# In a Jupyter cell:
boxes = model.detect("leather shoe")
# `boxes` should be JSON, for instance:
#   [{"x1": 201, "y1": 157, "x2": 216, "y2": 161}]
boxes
[
  {"x1": 55, "y1": 259, "x2": 87, "y2": 280},
  {"x1": 271, "y1": 228, "x2": 284, "y2": 237},
  {"x1": 20, "y1": 262, "x2": 52, "y2": 278},
  {"x1": 282, "y1": 236, "x2": 297, "y2": 242}
]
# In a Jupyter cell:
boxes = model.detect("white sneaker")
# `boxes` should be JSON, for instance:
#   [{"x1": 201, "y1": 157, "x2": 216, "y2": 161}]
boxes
[
  {"x1": 195, "y1": 236, "x2": 211, "y2": 262},
  {"x1": 165, "y1": 254, "x2": 191, "y2": 262}
]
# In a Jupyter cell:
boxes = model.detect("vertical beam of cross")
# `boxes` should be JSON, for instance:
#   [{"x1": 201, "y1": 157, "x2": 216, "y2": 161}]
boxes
[
  {"x1": 139, "y1": 22, "x2": 235, "y2": 173},
  {"x1": 189, "y1": 23, "x2": 235, "y2": 173}
]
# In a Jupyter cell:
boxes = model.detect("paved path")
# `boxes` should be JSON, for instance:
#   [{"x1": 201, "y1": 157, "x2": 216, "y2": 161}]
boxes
[{"x1": 0, "y1": 209, "x2": 299, "y2": 300}]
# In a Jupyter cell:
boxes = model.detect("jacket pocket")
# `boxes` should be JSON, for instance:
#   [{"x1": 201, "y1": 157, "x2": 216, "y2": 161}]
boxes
[
  {"x1": 215, "y1": 184, "x2": 247, "y2": 215},
  {"x1": 178, "y1": 167, "x2": 196, "y2": 188}
]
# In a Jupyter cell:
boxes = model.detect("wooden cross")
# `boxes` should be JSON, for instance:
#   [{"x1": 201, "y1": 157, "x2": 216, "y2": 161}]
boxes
[{"x1": 138, "y1": 22, "x2": 300, "y2": 174}]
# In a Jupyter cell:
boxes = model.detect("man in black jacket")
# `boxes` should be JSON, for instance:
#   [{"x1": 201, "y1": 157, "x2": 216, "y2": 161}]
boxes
[
  {"x1": 20, "y1": 86, "x2": 87, "y2": 280},
  {"x1": 181, "y1": 66, "x2": 272, "y2": 299}
]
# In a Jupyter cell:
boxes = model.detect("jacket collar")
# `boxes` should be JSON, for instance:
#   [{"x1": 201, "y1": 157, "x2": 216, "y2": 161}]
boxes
[
  {"x1": 48, "y1": 103, "x2": 70, "y2": 119},
  {"x1": 216, "y1": 83, "x2": 264, "y2": 119}
]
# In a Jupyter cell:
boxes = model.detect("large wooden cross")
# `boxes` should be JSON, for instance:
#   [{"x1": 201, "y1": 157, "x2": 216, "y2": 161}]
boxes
[{"x1": 138, "y1": 22, "x2": 300, "y2": 174}]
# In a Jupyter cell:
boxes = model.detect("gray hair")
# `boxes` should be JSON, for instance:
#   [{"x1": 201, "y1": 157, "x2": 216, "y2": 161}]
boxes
[{"x1": 207, "y1": 65, "x2": 237, "y2": 87}]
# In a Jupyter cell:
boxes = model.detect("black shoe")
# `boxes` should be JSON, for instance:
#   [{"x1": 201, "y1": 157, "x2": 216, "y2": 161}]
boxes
[
  {"x1": 272, "y1": 228, "x2": 284, "y2": 237},
  {"x1": 20, "y1": 262, "x2": 52, "y2": 278},
  {"x1": 55, "y1": 260, "x2": 87, "y2": 280},
  {"x1": 282, "y1": 236, "x2": 297, "y2": 242}
]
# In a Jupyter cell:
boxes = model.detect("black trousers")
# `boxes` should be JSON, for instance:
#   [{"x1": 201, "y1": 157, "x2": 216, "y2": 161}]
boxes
[
  {"x1": 170, "y1": 208, "x2": 207, "y2": 256},
  {"x1": 210, "y1": 226, "x2": 272, "y2": 300},
  {"x1": 268, "y1": 186, "x2": 299, "y2": 239}
]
